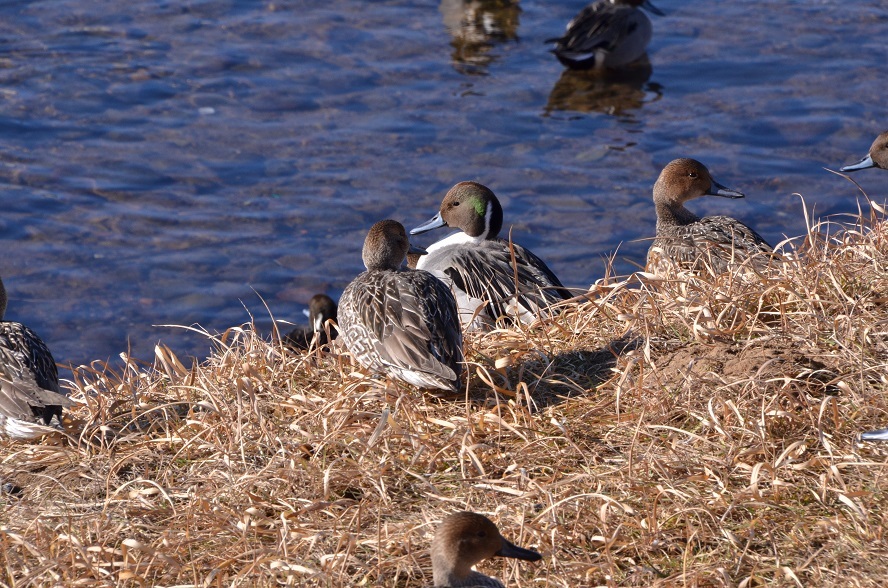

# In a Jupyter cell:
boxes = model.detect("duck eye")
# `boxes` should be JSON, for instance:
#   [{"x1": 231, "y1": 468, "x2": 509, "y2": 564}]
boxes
[
  {"x1": 452, "y1": 202, "x2": 460, "y2": 207},
  {"x1": 688, "y1": 172, "x2": 698, "y2": 179}
]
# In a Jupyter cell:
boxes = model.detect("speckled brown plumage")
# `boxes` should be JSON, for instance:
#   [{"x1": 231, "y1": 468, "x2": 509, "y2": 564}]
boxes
[
  {"x1": 647, "y1": 158, "x2": 773, "y2": 275},
  {"x1": 339, "y1": 220, "x2": 463, "y2": 392}
]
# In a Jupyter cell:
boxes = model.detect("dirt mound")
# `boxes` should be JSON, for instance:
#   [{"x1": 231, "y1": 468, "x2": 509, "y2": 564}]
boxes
[{"x1": 647, "y1": 337, "x2": 840, "y2": 395}]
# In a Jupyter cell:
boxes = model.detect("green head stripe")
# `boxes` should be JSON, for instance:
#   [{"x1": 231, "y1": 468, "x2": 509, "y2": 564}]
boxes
[{"x1": 470, "y1": 197, "x2": 486, "y2": 217}]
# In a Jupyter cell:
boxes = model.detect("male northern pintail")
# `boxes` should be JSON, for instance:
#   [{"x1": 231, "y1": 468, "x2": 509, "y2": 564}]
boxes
[
  {"x1": 840, "y1": 131, "x2": 888, "y2": 172},
  {"x1": 0, "y1": 276, "x2": 72, "y2": 439},
  {"x1": 431, "y1": 511, "x2": 542, "y2": 588},
  {"x1": 647, "y1": 158, "x2": 773, "y2": 275},
  {"x1": 338, "y1": 220, "x2": 464, "y2": 392},
  {"x1": 546, "y1": 0, "x2": 663, "y2": 70},
  {"x1": 410, "y1": 182, "x2": 571, "y2": 330},
  {"x1": 283, "y1": 294, "x2": 338, "y2": 351}
]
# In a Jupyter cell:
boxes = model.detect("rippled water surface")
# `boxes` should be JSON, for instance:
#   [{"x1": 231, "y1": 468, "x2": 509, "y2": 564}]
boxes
[{"x1": 1, "y1": 0, "x2": 886, "y2": 368}]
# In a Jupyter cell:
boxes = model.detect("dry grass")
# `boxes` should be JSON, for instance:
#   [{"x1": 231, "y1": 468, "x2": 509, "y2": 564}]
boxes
[{"x1": 2, "y1": 200, "x2": 887, "y2": 587}]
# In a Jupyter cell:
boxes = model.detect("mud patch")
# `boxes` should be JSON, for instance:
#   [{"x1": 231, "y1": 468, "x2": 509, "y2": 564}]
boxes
[{"x1": 646, "y1": 337, "x2": 841, "y2": 397}]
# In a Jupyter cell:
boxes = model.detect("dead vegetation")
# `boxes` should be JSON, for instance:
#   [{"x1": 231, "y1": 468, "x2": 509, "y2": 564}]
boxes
[{"x1": 1, "y1": 200, "x2": 887, "y2": 587}]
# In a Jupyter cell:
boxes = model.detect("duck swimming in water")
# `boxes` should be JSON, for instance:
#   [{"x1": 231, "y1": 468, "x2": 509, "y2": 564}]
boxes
[
  {"x1": 410, "y1": 182, "x2": 571, "y2": 330},
  {"x1": 431, "y1": 511, "x2": 542, "y2": 588},
  {"x1": 546, "y1": 0, "x2": 663, "y2": 70},
  {"x1": 647, "y1": 158, "x2": 773, "y2": 275},
  {"x1": 0, "y1": 276, "x2": 72, "y2": 439},
  {"x1": 338, "y1": 220, "x2": 463, "y2": 393}
]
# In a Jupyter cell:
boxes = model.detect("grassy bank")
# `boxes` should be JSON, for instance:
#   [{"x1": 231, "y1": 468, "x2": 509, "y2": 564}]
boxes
[{"x1": 2, "y1": 200, "x2": 887, "y2": 587}]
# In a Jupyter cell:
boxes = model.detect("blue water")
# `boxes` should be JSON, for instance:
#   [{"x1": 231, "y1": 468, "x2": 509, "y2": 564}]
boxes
[{"x1": 0, "y1": 0, "x2": 885, "y2": 369}]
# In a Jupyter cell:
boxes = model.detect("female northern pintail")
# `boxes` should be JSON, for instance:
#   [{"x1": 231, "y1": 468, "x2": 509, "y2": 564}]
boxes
[
  {"x1": 431, "y1": 511, "x2": 542, "y2": 588},
  {"x1": 647, "y1": 158, "x2": 773, "y2": 275},
  {"x1": 410, "y1": 182, "x2": 571, "y2": 330},
  {"x1": 840, "y1": 131, "x2": 888, "y2": 172},
  {"x1": 546, "y1": 0, "x2": 663, "y2": 70},
  {"x1": 338, "y1": 220, "x2": 463, "y2": 393},
  {"x1": 0, "y1": 276, "x2": 72, "y2": 439},
  {"x1": 283, "y1": 294, "x2": 338, "y2": 351}
]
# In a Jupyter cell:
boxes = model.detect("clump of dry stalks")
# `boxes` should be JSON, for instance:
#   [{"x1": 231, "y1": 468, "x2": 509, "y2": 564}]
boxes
[{"x1": 1, "y1": 200, "x2": 887, "y2": 587}]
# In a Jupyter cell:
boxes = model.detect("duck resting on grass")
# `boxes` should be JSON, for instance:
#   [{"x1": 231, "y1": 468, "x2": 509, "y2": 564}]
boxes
[
  {"x1": 410, "y1": 181, "x2": 571, "y2": 330},
  {"x1": 338, "y1": 220, "x2": 463, "y2": 393},
  {"x1": 0, "y1": 276, "x2": 72, "y2": 439},
  {"x1": 283, "y1": 294, "x2": 338, "y2": 351},
  {"x1": 431, "y1": 511, "x2": 542, "y2": 588},
  {"x1": 546, "y1": 0, "x2": 664, "y2": 70},
  {"x1": 646, "y1": 158, "x2": 773, "y2": 275}
]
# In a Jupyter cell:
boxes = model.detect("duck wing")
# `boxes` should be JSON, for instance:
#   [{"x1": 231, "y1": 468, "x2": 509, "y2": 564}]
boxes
[
  {"x1": 340, "y1": 271, "x2": 463, "y2": 389},
  {"x1": 0, "y1": 324, "x2": 71, "y2": 426},
  {"x1": 547, "y1": 2, "x2": 635, "y2": 57},
  {"x1": 435, "y1": 241, "x2": 570, "y2": 325},
  {"x1": 651, "y1": 216, "x2": 773, "y2": 273}
]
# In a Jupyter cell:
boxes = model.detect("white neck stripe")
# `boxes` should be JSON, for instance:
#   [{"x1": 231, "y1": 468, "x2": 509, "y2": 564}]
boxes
[{"x1": 481, "y1": 200, "x2": 492, "y2": 240}]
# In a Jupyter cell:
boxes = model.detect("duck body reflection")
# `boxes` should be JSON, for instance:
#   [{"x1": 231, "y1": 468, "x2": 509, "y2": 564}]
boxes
[
  {"x1": 440, "y1": 0, "x2": 521, "y2": 73},
  {"x1": 545, "y1": 61, "x2": 661, "y2": 116}
]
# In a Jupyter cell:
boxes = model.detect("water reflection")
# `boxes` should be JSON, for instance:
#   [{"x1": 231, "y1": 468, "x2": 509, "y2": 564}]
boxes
[
  {"x1": 544, "y1": 61, "x2": 662, "y2": 117},
  {"x1": 439, "y1": 0, "x2": 521, "y2": 75}
]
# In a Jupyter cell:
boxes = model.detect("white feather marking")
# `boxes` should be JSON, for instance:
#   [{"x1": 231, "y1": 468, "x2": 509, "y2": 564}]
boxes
[
  {"x1": 481, "y1": 200, "x2": 493, "y2": 241},
  {"x1": 419, "y1": 232, "x2": 483, "y2": 266}
]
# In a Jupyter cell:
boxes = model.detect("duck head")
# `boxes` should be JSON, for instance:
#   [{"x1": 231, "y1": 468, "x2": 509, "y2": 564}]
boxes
[
  {"x1": 841, "y1": 131, "x2": 888, "y2": 172},
  {"x1": 362, "y1": 219, "x2": 428, "y2": 271},
  {"x1": 431, "y1": 511, "x2": 541, "y2": 587},
  {"x1": 411, "y1": 182, "x2": 504, "y2": 241},
  {"x1": 653, "y1": 158, "x2": 744, "y2": 208}
]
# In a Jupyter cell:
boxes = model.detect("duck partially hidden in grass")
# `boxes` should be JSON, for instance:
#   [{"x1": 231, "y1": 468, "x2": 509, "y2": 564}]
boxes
[
  {"x1": 841, "y1": 131, "x2": 888, "y2": 172},
  {"x1": 546, "y1": 0, "x2": 663, "y2": 70},
  {"x1": 646, "y1": 158, "x2": 773, "y2": 275},
  {"x1": 410, "y1": 181, "x2": 571, "y2": 330},
  {"x1": 431, "y1": 511, "x2": 542, "y2": 588},
  {"x1": 0, "y1": 276, "x2": 72, "y2": 439},
  {"x1": 338, "y1": 220, "x2": 463, "y2": 393},
  {"x1": 283, "y1": 294, "x2": 338, "y2": 351},
  {"x1": 861, "y1": 428, "x2": 888, "y2": 442}
]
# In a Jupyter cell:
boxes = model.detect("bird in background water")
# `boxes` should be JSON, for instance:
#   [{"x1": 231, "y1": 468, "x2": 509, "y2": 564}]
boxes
[{"x1": 547, "y1": 0, "x2": 664, "y2": 70}]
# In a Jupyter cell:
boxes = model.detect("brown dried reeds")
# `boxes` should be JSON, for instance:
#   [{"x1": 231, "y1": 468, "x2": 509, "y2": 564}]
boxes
[{"x1": 1, "y1": 201, "x2": 887, "y2": 587}]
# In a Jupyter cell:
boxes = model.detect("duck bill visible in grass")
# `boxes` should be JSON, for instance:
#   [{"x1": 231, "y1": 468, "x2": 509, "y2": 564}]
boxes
[
  {"x1": 642, "y1": 0, "x2": 665, "y2": 16},
  {"x1": 495, "y1": 538, "x2": 543, "y2": 562},
  {"x1": 861, "y1": 428, "x2": 888, "y2": 441},
  {"x1": 707, "y1": 180, "x2": 745, "y2": 199},
  {"x1": 410, "y1": 212, "x2": 447, "y2": 235},
  {"x1": 840, "y1": 154, "x2": 876, "y2": 172}
]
